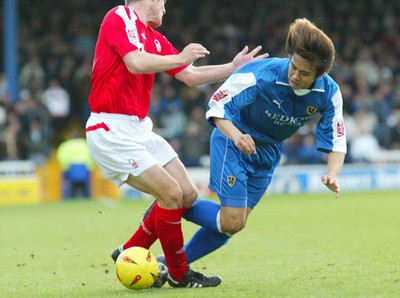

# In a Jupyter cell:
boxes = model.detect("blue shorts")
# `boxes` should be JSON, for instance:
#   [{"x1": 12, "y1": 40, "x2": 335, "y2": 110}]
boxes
[{"x1": 209, "y1": 129, "x2": 282, "y2": 209}]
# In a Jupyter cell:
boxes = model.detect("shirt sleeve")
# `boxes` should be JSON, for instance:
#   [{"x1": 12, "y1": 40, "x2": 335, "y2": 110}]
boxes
[
  {"x1": 206, "y1": 72, "x2": 257, "y2": 126},
  {"x1": 315, "y1": 88, "x2": 347, "y2": 153},
  {"x1": 103, "y1": 7, "x2": 140, "y2": 59}
]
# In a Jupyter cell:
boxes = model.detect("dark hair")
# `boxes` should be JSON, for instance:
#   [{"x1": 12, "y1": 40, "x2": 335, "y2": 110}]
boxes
[{"x1": 286, "y1": 18, "x2": 335, "y2": 76}]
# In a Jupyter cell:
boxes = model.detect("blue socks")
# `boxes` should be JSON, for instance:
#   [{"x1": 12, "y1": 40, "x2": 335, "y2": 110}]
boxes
[
  {"x1": 182, "y1": 199, "x2": 231, "y2": 264},
  {"x1": 183, "y1": 199, "x2": 221, "y2": 231},
  {"x1": 184, "y1": 227, "x2": 230, "y2": 264}
]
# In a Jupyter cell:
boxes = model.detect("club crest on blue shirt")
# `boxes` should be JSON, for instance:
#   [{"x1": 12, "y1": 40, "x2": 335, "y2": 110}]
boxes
[
  {"x1": 306, "y1": 106, "x2": 317, "y2": 115},
  {"x1": 227, "y1": 175, "x2": 236, "y2": 187}
]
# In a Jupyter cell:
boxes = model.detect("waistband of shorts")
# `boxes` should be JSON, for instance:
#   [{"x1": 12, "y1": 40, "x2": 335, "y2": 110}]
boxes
[{"x1": 90, "y1": 112, "x2": 147, "y2": 122}]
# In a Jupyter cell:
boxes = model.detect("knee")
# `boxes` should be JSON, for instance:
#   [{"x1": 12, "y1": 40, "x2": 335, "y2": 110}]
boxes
[
  {"x1": 220, "y1": 216, "x2": 246, "y2": 235},
  {"x1": 158, "y1": 184, "x2": 183, "y2": 209},
  {"x1": 182, "y1": 187, "x2": 198, "y2": 208}
]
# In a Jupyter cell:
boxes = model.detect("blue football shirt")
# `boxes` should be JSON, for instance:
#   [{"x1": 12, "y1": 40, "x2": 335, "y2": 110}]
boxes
[
  {"x1": 206, "y1": 58, "x2": 347, "y2": 208},
  {"x1": 206, "y1": 57, "x2": 347, "y2": 153}
]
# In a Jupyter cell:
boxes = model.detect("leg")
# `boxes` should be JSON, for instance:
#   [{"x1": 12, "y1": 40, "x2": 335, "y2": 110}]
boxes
[
  {"x1": 140, "y1": 156, "x2": 199, "y2": 219},
  {"x1": 184, "y1": 171, "x2": 272, "y2": 263},
  {"x1": 184, "y1": 206, "x2": 253, "y2": 263},
  {"x1": 119, "y1": 158, "x2": 221, "y2": 286},
  {"x1": 219, "y1": 205, "x2": 251, "y2": 235},
  {"x1": 122, "y1": 163, "x2": 189, "y2": 281},
  {"x1": 183, "y1": 129, "x2": 270, "y2": 263},
  {"x1": 182, "y1": 199, "x2": 221, "y2": 231},
  {"x1": 163, "y1": 156, "x2": 198, "y2": 209},
  {"x1": 184, "y1": 227, "x2": 230, "y2": 264},
  {"x1": 145, "y1": 197, "x2": 234, "y2": 264},
  {"x1": 182, "y1": 128, "x2": 251, "y2": 262},
  {"x1": 124, "y1": 157, "x2": 198, "y2": 249}
]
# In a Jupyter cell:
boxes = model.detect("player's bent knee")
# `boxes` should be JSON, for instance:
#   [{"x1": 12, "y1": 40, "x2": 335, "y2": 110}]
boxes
[
  {"x1": 182, "y1": 187, "x2": 198, "y2": 208},
  {"x1": 220, "y1": 207, "x2": 247, "y2": 234},
  {"x1": 157, "y1": 185, "x2": 183, "y2": 209},
  {"x1": 220, "y1": 219, "x2": 246, "y2": 235}
]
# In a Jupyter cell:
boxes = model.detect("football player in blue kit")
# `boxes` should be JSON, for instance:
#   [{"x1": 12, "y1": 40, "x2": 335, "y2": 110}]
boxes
[
  {"x1": 116, "y1": 17, "x2": 347, "y2": 286},
  {"x1": 180, "y1": 17, "x2": 347, "y2": 265}
]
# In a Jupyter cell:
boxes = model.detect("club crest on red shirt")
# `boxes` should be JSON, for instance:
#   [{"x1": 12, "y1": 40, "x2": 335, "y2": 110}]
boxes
[
  {"x1": 127, "y1": 28, "x2": 137, "y2": 39},
  {"x1": 128, "y1": 159, "x2": 139, "y2": 169}
]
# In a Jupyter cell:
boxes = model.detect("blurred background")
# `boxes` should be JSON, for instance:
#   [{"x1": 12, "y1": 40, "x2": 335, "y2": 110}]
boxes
[{"x1": 1, "y1": 0, "x2": 400, "y2": 204}]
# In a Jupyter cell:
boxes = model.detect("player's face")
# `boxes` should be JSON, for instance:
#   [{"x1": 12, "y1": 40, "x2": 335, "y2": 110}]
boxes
[
  {"x1": 147, "y1": 0, "x2": 166, "y2": 28},
  {"x1": 288, "y1": 53, "x2": 318, "y2": 90}
]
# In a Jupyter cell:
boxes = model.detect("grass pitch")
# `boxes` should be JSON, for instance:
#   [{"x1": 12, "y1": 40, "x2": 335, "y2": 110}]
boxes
[{"x1": 1, "y1": 190, "x2": 399, "y2": 297}]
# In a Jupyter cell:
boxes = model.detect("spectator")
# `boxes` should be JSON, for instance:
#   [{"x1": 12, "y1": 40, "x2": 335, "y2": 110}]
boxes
[
  {"x1": 159, "y1": 85, "x2": 187, "y2": 139},
  {"x1": 371, "y1": 82, "x2": 394, "y2": 148},
  {"x1": 22, "y1": 119, "x2": 50, "y2": 165},
  {"x1": 180, "y1": 106, "x2": 211, "y2": 167},
  {"x1": 41, "y1": 78, "x2": 71, "y2": 145},
  {"x1": 180, "y1": 85, "x2": 207, "y2": 114},
  {"x1": 388, "y1": 110, "x2": 400, "y2": 149},
  {"x1": 282, "y1": 134, "x2": 304, "y2": 165},
  {"x1": 349, "y1": 126, "x2": 381, "y2": 163},
  {"x1": 0, "y1": 72, "x2": 9, "y2": 102},
  {"x1": 25, "y1": 92, "x2": 53, "y2": 144},
  {"x1": 2, "y1": 110, "x2": 23, "y2": 160},
  {"x1": 297, "y1": 134, "x2": 326, "y2": 164},
  {"x1": 71, "y1": 54, "x2": 93, "y2": 124},
  {"x1": 18, "y1": 54, "x2": 46, "y2": 94},
  {"x1": 353, "y1": 48, "x2": 379, "y2": 89},
  {"x1": 56, "y1": 129, "x2": 94, "y2": 199}
]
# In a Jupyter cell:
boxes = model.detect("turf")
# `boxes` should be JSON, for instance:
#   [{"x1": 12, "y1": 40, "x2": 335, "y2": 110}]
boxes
[{"x1": 1, "y1": 190, "x2": 399, "y2": 297}]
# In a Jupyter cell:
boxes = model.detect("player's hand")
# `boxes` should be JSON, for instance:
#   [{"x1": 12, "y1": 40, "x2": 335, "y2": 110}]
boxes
[
  {"x1": 231, "y1": 45, "x2": 269, "y2": 70},
  {"x1": 321, "y1": 175, "x2": 340, "y2": 198},
  {"x1": 180, "y1": 43, "x2": 210, "y2": 64},
  {"x1": 234, "y1": 134, "x2": 256, "y2": 156}
]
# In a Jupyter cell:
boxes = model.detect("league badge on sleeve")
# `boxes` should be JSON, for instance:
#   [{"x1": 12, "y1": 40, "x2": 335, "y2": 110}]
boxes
[{"x1": 337, "y1": 121, "x2": 345, "y2": 137}]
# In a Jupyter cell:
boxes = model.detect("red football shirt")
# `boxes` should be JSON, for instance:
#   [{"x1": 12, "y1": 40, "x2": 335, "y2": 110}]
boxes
[{"x1": 89, "y1": 6, "x2": 188, "y2": 117}]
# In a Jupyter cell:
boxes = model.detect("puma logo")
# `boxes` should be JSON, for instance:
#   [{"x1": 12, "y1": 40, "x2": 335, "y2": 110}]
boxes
[{"x1": 272, "y1": 98, "x2": 282, "y2": 109}]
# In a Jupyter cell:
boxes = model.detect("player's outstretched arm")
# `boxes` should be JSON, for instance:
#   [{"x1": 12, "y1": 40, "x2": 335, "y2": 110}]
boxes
[
  {"x1": 321, "y1": 151, "x2": 345, "y2": 198},
  {"x1": 231, "y1": 45, "x2": 270, "y2": 70},
  {"x1": 123, "y1": 43, "x2": 210, "y2": 74},
  {"x1": 176, "y1": 45, "x2": 269, "y2": 87}
]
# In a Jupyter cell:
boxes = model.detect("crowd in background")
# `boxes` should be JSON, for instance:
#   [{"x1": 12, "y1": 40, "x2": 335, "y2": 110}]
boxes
[{"x1": 1, "y1": 0, "x2": 400, "y2": 167}]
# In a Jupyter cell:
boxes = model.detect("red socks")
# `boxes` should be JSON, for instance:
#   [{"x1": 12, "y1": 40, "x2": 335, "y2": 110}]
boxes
[
  {"x1": 155, "y1": 205, "x2": 188, "y2": 281},
  {"x1": 123, "y1": 202, "x2": 158, "y2": 249},
  {"x1": 123, "y1": 202, "x2": 189, "y2": 282}
]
